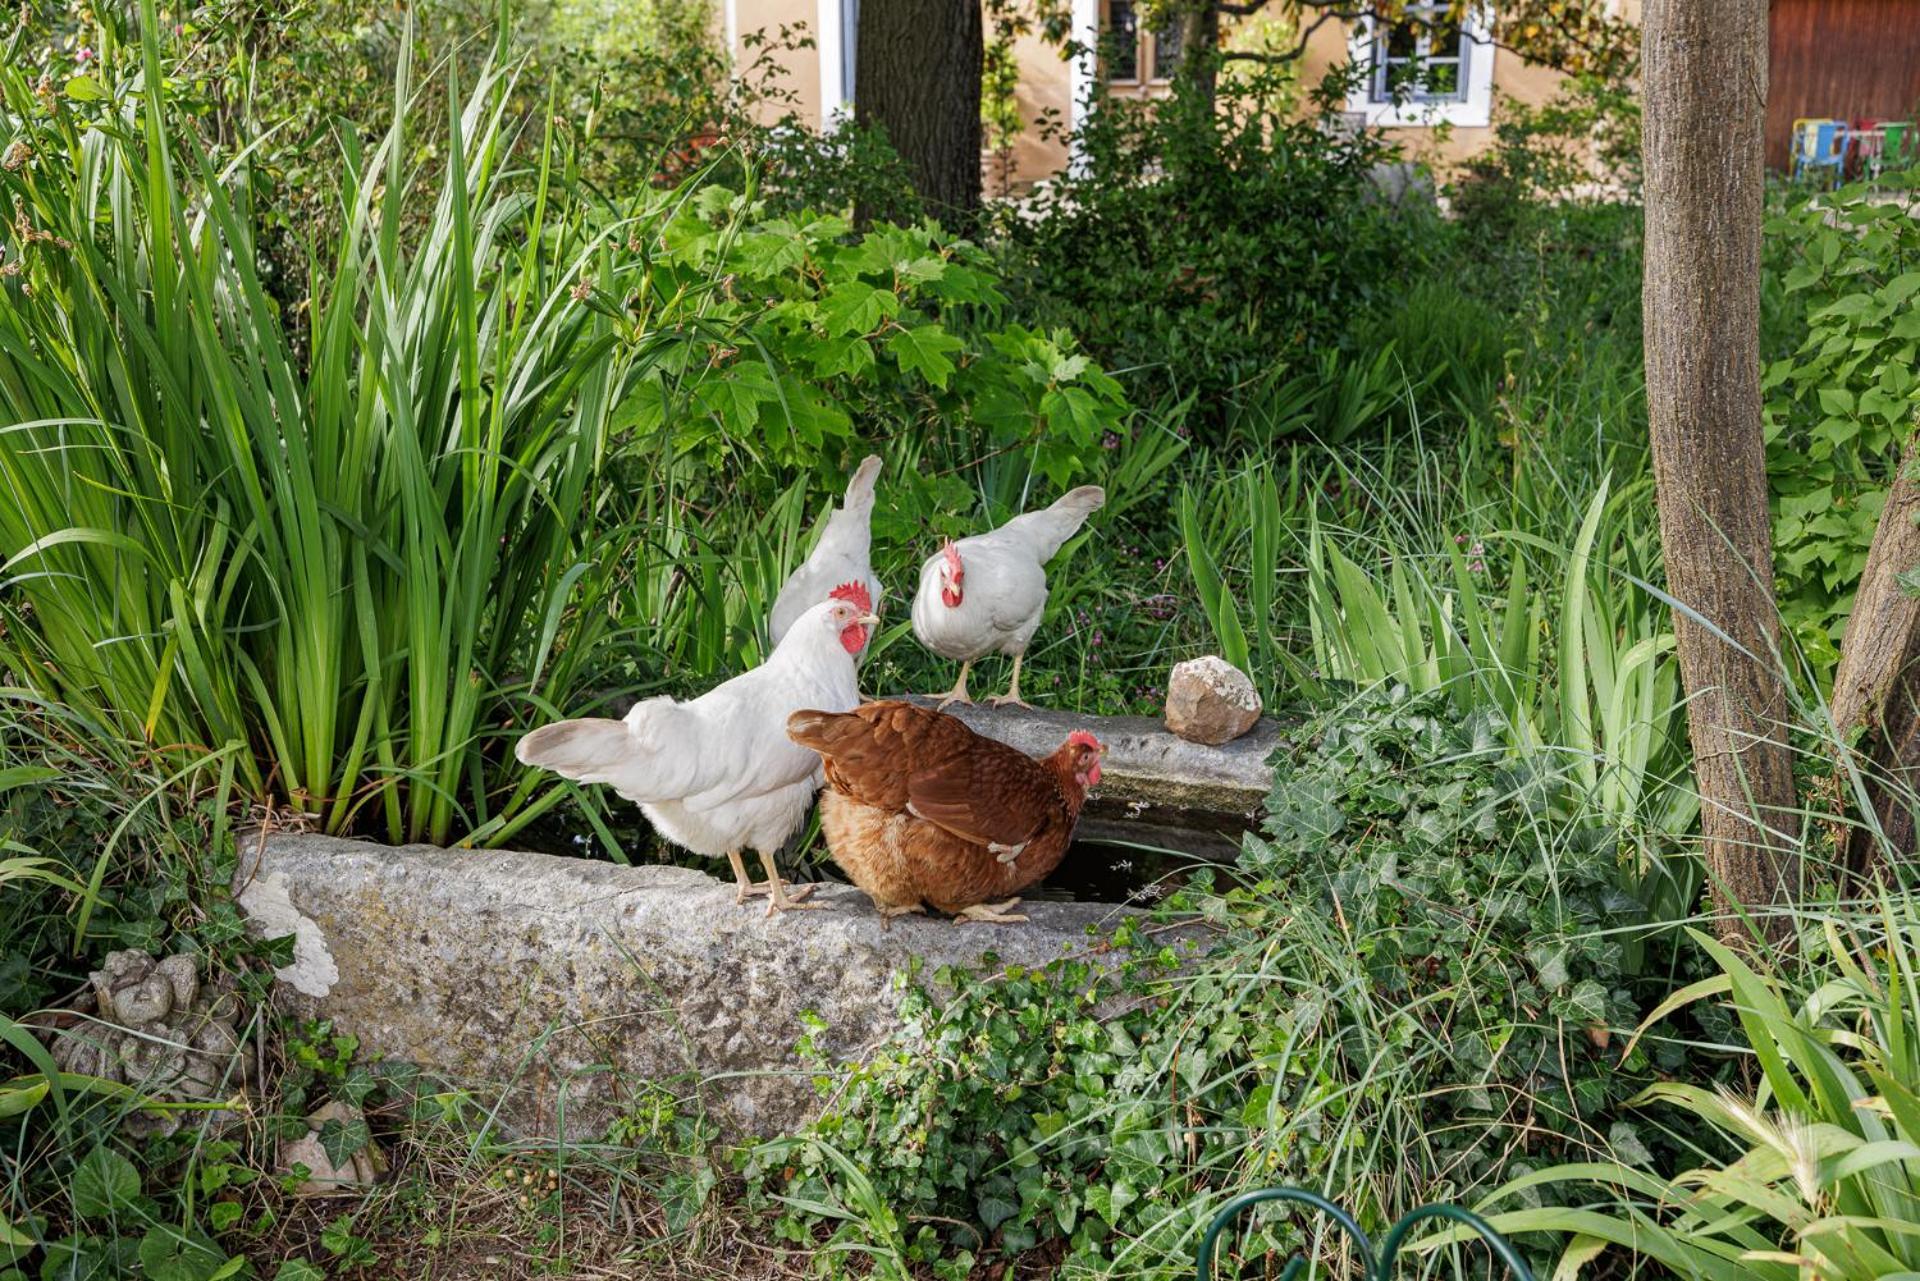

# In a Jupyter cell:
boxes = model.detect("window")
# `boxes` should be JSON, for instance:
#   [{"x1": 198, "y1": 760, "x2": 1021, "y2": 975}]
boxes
[
  {"x1": 1346, "y1": 3, "x2": 1494, "y2": 127},
  {"x1": 1370, "y1": 2, "x2": 1466, "y2": 104},
  {"x1": 1101, "y1": 0, "x2": 1181, "y2": 84}
]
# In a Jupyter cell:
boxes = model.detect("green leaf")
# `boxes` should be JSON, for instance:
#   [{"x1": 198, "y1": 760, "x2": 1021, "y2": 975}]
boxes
[
  {"x1": 1041, "y1": 385, "x2": 1101, "y2": 444},
  {"x1": 271, "y1": 1262, "x2": 326, "y2": 1281},
  {"x1": 70, "y1": 1147, "x2": 140, "y2": 1220},
  {"x1": 886, "y1": 324, "x2": 965, "y2": 389},
  {"x1": 819, "y1": 282, "x2": 897, "y2": 336},
  {"x1": 316, "y1": 1116, "x2": 370, "y2": 1170},
  {"x1": 63, "y1": 76, "x2": 105, "y2": 101}
]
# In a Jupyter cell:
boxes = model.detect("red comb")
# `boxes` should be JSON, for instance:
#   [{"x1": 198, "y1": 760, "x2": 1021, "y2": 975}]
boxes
[
  {"x1": 829, "y1": 581, "x2": 873, "y2": 613},
  {"x1": 942, "y1": 539, "x2": 964, "y2": 576},
  {"x1": 1067, "y1": 730, "x2": 1102, "y2": 751}
]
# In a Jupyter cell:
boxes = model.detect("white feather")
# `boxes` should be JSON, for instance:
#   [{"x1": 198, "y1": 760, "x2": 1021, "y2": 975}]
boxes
[
  {"x1": 769, "y1": 454, "x2": 884, "y2": 648},
  {"x1": 910, "y1": 485, "x2": 1104, "y2": 664},
  {"x1": 516, "y1": 598, "x2": 867, "y2": 858}
]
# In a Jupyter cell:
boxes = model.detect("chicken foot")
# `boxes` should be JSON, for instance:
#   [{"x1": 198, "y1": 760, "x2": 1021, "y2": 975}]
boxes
[
  {"x1": 726, "y1": 849, "x2": 818, "y2": 912},
  {"x1": 986, "y1": 653, "x2": 1032, "y2": 710},
  {"x1": 954, "y1": 897, "x2": 1028, "y2": 925},
  {"x1": 873, "y1": 902, "x2": 926, "y2": 932},
  {"x1": 935, "y1": 660, "x2": 973, "y2": 709}
]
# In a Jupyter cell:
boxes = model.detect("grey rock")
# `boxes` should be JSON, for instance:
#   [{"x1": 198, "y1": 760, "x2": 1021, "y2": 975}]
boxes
[
  {"x1": 233, "y1": 833, "x2": 1185, "y2": 1142},
  {"x1": 1163, "y1": 656, "x2": 1263, "y2": 747}
]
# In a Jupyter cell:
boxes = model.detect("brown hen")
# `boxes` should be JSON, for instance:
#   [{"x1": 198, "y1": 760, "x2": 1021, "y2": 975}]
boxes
[{"x1": 786, "y1": 700, "x2": 1104, "y2": 924}]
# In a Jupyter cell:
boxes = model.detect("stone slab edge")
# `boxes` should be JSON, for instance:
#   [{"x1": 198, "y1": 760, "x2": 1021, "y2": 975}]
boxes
[{"x1": 232, "y1": 832, "x2": 1192, "y2": 1142}]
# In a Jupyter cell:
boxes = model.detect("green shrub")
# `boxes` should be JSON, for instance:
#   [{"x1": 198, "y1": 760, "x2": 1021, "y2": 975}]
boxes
[
  {"x1": 747, "y1": 684, "x2": 1674, "y2": 1276},
  {"x1": 1762, "y1": 170, "x2": 1920, "y2": 667},
  {"x1": 996, "y1": 74, "x2": 1416, "y2": 435},
  {"x1": 1486, "y1": 901, "x2": 1920, "y2": 1280},
  {"x1": 0, "y1": 5, "x2": 1132, "y2": 851},
  {"x1": 1449, "y1": 73, "x2": 1641, "y2": 241}
]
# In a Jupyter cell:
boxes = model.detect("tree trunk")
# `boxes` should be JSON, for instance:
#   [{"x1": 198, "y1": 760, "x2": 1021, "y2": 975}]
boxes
[
  {"x1": 1828, "y1": 433, "x2": 1920, "y2": 879},
  {"x1": 1175, "y1": 1, "x2": 1221, "y2": 109},
  {"x1": 1642, "y1": 0, "x2": 1798, "y2": 943},
  {"x1": 854, "y1": 0, "x2": 982, "y2": 226}
]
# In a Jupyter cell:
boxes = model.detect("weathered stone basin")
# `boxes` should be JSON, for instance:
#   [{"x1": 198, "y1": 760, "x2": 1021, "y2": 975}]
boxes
[{"x1": 234, "y1": 833, "x2": 1191, "y2": 1141}]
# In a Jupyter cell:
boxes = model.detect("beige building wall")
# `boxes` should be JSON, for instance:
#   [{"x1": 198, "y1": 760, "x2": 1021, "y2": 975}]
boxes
[
  {"x1": 994, "y1": 24, "x2": 1075, "y2": 187},
  {"x1": 730, "y1": 0, "x2": 822, "y2": 126},
  {"x1": 722, "y1": 0, "x2": 1577, "y2": 182}
]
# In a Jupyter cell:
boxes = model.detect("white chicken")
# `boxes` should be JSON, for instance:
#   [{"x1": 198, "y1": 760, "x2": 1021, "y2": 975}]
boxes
[
  {"x1": 769, "y1": 454, "x2": 884, "y2": 653},
  {"x1": 515, "y1": 597, "x2": 878, "y2": 914},
  {"x1": 910, "y1": 485, "x2": 1105, "y2": 709}
]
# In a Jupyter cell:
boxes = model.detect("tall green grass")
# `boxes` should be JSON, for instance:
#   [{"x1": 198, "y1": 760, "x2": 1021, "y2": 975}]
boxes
[
  {"x1": 1471, "y1": 902, "x2": 1920, "y2": 1280},
  {"x1": 0, "y1": 7, "x2": 729, "y2": 845}
]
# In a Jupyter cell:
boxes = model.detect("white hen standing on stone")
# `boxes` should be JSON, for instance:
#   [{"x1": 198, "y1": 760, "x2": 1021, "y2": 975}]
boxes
[
  {"x1": 911, "y1": 485, "x2": 1105, "y2": 709},
  {"x1": 769, "y1": 455, "x2": 884, "y2": 653},
  {"x1": 515, "y1": 598, "x2": 878, "y2": 914}
]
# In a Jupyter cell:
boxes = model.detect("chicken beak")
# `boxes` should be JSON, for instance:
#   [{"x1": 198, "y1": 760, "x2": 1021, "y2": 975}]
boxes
[{"x1": 857, "y1": 612, "x2": 881, "y2": 627}]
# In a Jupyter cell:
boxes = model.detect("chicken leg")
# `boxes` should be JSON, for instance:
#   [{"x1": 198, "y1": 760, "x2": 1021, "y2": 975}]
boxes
[
  {"x1": 987, "y1": 653, "x2": 1031, "y2": 710},
  {"x1": 935, "y1": 660, "x2": 973, "y2": 709},
  {"x1": 955, "y1": 897, "x2": 1028, "y2": 924},
  {"x1": 726, "y1": 849, "x2": 816, "y2": 909},
  {"x1": 758, "y1": 848, "x2": 823, "y2": 917}
]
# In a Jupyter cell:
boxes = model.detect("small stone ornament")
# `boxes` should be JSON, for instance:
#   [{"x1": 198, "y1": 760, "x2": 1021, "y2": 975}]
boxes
[
  {"x1": 1164, "y1": 656, "x2": 1262, "y2": 746},
  {"x1": 47, "y1": 949, "x2": 251, "y2": 1138}
]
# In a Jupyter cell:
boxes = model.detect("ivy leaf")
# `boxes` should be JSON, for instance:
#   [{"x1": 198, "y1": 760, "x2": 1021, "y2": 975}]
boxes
[
  {"x1": 272, "y1": 1263, "x2": 326, "y2": 1281},
  {"x1": 887, "y1": 324, "x2": 964, "y2": 389},
  {"x1": 71, "y1": 1146, "x2": 140, "y2": 1220},
  {"x1": 339, "y1": 1066, "x2": 379, "y2": 1107},
  {"x1": 976, "y1": 1178, "x2": 1019, "y2": 1230},
  {"x1": 316, "y1": 1116, "x2": 370, "y2": 1170}
]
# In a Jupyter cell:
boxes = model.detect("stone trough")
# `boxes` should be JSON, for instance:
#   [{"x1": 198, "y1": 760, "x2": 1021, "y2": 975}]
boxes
[
  {"x1": 232, "y1": 707, "x2": 1279, "y2": 1141},
  {"x1": 897, "y1": 697, "x2": 1283, "y2": 860}
]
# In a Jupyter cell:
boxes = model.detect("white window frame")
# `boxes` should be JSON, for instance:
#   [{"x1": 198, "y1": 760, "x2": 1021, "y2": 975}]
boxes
[
  {"x1": 1345, "y1": 5, "x2": 1495, "y2": 129},
  {"x1": 818, "y1": 0, "x2": 853, "y2": 123}
]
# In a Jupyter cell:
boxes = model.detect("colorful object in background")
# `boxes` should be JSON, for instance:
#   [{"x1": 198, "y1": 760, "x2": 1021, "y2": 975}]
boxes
[
  {"x1": 1872, "y1": 120, "x2": 1917, "y2": 180},
  {"x1": 1194, "y1": 1187, "x2": 1536, "y2": 1281},
  {"x1": 1790, "y1": 117, "x2": 1850, "y2": 185}
]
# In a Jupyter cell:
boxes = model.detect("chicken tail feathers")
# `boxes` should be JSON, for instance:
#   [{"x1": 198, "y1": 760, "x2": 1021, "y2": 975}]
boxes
[
  {"x1": 843, "y1": 454, "x2": 882, "y2": 512},
  {"x1": 515, "y1": 718, "x2": 635, "y2": 781},
  {"x1": 998, "y1": 484, "x2": 1106, "y2": 562},
  {"x1": 785, "y1": 707, "x2": 848, "y2": 755}
]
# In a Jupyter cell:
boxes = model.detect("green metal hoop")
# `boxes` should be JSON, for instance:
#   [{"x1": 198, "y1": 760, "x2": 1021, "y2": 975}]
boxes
[{"x1": 1194, "y1": 1187, "x2": 1536, "y2": 1281}]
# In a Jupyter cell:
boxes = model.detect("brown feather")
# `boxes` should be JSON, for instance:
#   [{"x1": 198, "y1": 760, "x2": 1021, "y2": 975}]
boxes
[{"x1": 787, "y1": 700, "x2": 1095, "y2": 917}]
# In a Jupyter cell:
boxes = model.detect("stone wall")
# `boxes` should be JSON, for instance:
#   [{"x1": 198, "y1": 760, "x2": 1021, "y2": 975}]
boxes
[{"x1": 233, "y1": 833, "x2": 1162, "y2": 1141}]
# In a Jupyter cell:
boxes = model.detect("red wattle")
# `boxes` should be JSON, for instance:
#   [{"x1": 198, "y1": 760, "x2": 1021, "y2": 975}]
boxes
[
  {"x1": 840, "y1": 625, "x2": 867, "y2": 654},
  {"x1": 941, "y1": 588, "x2": 963, "y2": 608}
]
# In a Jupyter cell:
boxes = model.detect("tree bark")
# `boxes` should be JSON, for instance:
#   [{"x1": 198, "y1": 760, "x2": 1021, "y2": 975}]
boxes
[
  {"x1": 1175, "y1": 1, "x2": 1221, "y2": 110},
  {"x1": 1642, "y1": 0, "x2": 1798, "y2": 943},
  {"x1": 1828, "y1": 434, "x2": 1920, "y2": 879},
  {"x1": 854, "y1": 0, "x2": 982, "y2": 226}
]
